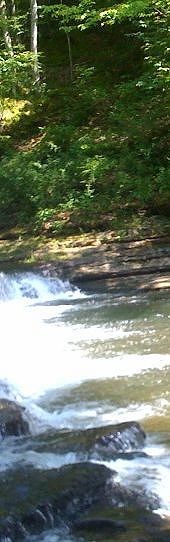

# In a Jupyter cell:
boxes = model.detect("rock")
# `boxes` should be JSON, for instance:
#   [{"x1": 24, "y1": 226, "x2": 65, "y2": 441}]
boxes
[
  {"x1": 0, "y1": 516, "x2": 28, "y2": 540},
  {"x1": 0, "y1": 399, "x2": 29, "y2": 438},
  {"x1": 94, "y1": 421, "x2": 146, "y2": 455},
  {"x1": 73, "y1": 517, "x2": 127, "y2": 533},
  {"x1": 53, "y1": 461, "x2": 121, "y2": 519},
  {"x1": 0, "y1": 461, "x2": 163, "y2": 541},
  {"x1": 40, "y1": 239, "x2": 170, "y2": 292},
  {"x1": 22, "y1": 508, "x2": 48, "y2": 534},
  {"x1": 0, "y1": 462, "x2": 117, "y2": 517},
  {"x1": 34, "y1": 421, "x2": 146, "y2": 459},
  {"x1": 0, "y1": 461, "x2": 136, "y2": 538}
]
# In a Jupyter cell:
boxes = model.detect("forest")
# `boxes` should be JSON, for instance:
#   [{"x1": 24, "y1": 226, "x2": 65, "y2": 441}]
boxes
[{"x1": 0, "y1": 0, "x2": 169, "y2": 236}]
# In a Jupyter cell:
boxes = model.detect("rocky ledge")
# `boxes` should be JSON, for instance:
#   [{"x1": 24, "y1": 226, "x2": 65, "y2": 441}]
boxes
[{"x1": 39, "y1": 236, "x2": 170, "y2": 292}]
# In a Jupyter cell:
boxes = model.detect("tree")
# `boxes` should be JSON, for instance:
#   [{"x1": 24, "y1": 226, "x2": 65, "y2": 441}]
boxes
[
  {"x1": 0, "y1": 0, "x2": 13, "y2": 56},
  {"x1": 10, "y1": 0, "x2": 16, "y2": 16},
  {"x1": 30, "y1": 0, "x2": 39, "y2": 83}
]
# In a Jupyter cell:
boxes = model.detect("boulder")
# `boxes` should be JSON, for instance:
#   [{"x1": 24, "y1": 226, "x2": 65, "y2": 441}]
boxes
[
  {"x1": 0, "y1": 461, "x2": 164, "y2": 541},
  {"x1": 0, "y1": 399, "x2": 29, "y2": 438},
  {"x1": 94, "y1": 421, "x2": 146, "y2": 456},
  {"x1": 0, "y1": 461, "x2": 136, "y2": 538},
  {"x1": 32, "y1": 421, "x2": 146, "y2": 459}
]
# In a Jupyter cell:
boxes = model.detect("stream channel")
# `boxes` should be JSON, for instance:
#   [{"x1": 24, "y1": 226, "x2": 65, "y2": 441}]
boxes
[{"x1": 0, "y1": 270, "x2": 170, "y2": 541}]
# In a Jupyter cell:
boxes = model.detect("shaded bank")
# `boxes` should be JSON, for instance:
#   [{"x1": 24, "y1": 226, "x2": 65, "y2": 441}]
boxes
[
  {"x1": 39, "y1": 236, "x2": 170, "y2": 293},
  {"x1": 0, "y1": 230, "x2": 170, "y2": 292}
]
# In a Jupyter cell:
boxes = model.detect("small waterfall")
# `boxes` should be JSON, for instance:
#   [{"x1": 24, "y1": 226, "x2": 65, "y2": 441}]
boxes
[
  {"x1": 0, "y1": 271, "x2": 17, "y2": 301},
  {"x1": 0, "y1": 270, "x2": 86, "y2": 398},
  {"x1": 0, "y1": 271, "x2": 80, "y2": 303}
]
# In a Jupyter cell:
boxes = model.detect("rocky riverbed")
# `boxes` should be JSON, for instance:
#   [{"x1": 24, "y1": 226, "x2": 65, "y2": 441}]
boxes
[{"x1": 0, "y1": 399, "x2": 170, "y2": 542}]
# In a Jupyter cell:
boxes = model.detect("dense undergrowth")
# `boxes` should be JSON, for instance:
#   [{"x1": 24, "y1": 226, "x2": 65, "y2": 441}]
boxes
[{"x1": 0, "y1": 14, "x2": 169, "y2": 236}]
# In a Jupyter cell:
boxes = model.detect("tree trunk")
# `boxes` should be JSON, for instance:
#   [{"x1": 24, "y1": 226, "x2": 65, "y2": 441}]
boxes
[
  {"x1": 30, "y1": 0, "x2": 39, "y2": 83},
  {"x1": 0, "y1": 0, "x2": 13, "y2": 56},
  {"x1": 66, "y1": 32, "x2": 73, "y2": 82},
  {"x1": 60, "y1": 0, "x2": 73, "y2": 82},
  {"x1": 10, "y1": 0, "x2": 15, "y2": 16}
]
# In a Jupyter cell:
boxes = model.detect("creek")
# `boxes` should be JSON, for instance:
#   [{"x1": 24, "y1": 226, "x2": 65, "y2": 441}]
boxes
[{"x1": 0, "y1": 270, "x2": 170, "y2": 541}]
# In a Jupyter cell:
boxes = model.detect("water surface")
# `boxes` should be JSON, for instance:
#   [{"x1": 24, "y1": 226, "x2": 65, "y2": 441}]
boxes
[{"x1": 0, "y1": 270, "x2": 170, "y2": 538}]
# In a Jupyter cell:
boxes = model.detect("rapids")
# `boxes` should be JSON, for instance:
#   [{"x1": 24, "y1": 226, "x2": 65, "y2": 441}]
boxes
[{"x1": 0, "y1": 269, "x2": 170, "y2": 539}]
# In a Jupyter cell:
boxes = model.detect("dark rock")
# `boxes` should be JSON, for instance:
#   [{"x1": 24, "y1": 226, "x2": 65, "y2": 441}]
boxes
[
  {"x1": 95, "y1": 421, "x2": 146, "y2": 455},
  {"x1": 34, "y1": 421, "x2": 146, "y2": 459},
  {"x1": 37, "y1": 503, "x2": 55, "y2": 529},
  {"x1": 154, "y1": 532, "x2": 170, "y2": 542},
  {"x1": 0, "y1": 461, "x2": 134, "y2": 537},
  {"x1": 22, "y1": 508, "x2": 48, "y2": 534},
  {"x1": 111, "y1": 450, "x2": 148, "y2": 460},
  {"x1": 73, "y1": 517, "x2": 127, "y2": 533},
  {"x1": 0, "y1": 461, "x2": 162, "y2": 541},
  {"x1": 0, "y1": 516, "x2": 28, "y2": 540},
  {"x1": 0, "y1": 399, "x2": 29, "y2": 438},
  {"x1": 0, "y1": 462, "x2": 117, "y2": 517},
  {"x1": 53, "y1": 461, "x2": 120, "y2": 519}
]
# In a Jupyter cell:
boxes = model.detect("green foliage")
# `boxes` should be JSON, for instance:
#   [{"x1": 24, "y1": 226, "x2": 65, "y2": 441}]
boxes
[
  {"x1": 0, "y1": 51, "x2": 35, "y2": 99},
  {"x1": 41, "y1": 0, "x2": 153, "y2": 31},
  {"x1": 0, "y1": 0, "x2": 169, "y2": 232}
]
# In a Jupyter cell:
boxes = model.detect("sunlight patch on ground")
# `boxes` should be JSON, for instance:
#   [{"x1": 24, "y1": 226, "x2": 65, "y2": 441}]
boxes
[{"x1": 0, "y1": 99, "x2": 30, "y2": 125}]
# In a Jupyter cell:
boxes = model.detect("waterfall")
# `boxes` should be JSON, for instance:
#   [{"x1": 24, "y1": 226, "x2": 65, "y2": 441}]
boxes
[
  {"x1": 0, "y1": 271, "x2": 78, "y2": 302},
  {"x1": 0, "y1": 270, "x2": 85, "y2": 398}
]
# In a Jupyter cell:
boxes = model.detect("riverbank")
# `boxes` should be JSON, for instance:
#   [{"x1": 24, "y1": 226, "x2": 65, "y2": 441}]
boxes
[
  {"x1": 39, "y1": 234, "x2": 170, "y2": 292},
  {"x1": 0, "y1": 222, "x2": 170, "y2": 292}
]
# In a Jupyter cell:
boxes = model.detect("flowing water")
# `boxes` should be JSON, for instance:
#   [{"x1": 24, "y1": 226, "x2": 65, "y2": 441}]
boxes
[{"x1": 0, "y1": 270, "x2": 170, "y2": 540}]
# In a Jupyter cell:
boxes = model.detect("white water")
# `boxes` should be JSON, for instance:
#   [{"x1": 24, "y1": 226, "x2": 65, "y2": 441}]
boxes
[
  {"x1": 0, "y1": 270, "x2": 170, "y2": 525},
  {"x1": 0, "y1": 271, "x2": 87, "y2": 397},
  {"x1": 0, "y1": 271, "x2": 169, "y2": 399}
]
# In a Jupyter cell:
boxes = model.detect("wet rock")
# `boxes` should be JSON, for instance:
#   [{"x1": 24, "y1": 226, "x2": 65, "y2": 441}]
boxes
[
  {"x1": 21, "y1": 503, "x2": 55, "y2": 535},
  {"x1": 0, "y1": 462, "x2": 117, "y2": 517},
  {"x1": 0, "y1": 516, "x2": 28, "y2": 540},
  {"x1": 22, "y1": 508, "x2": 48, "y2": 534},
  {"x1": 73, "y1": 517, "x2": 127, "y2": 533},
  {"x1": 94, "y1": 421, "x2": 146, "y2": 455},
  {"x1": 33, "y1": 421, "x2": 146, "y2": 459},
  {"x1": 0, "y1": 461, "x2": 161, "y2": 541},
  {"x1": 0, "y1": 399, "x2": 29, "y2": 438},
  {"x1": 154, "y1": 532, "x2": 170, "y2": 542},
  {"x1": 37, "y1": 503, "x2": 55, "y2": 529},
  {"x1": 53, "y1": 461, "x2": 120, "y2": 519},
  {"x1": 111, "y1": 450, "x2": 148, "y2": 460},
  {"x1": 0, "y1": 461, "x2": 136, "y2": 538}
]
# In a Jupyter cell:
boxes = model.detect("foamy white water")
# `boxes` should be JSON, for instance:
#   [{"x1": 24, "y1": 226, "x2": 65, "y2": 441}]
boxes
[
  {"x1": 0, "y1": 271, "x2": 169, "y2": 398},
  {"x1": 107, "y1": 452, "x2": 170, "y2": 518},
  {"x1": 0, "y1": 270, "x2": 170, "y2": 524},
  {"x1": 0, "y1": 272, "x2": 87, "y2": 396}
]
